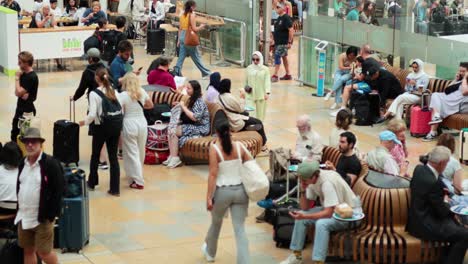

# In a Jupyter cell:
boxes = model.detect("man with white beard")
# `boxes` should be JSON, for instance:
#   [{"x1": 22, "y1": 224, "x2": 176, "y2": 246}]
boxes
[{"x1": 292, "y1": 115, "x2": 323, "y2": 162}]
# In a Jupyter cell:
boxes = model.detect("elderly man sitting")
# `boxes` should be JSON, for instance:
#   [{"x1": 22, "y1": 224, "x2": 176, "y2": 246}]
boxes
[
  {"x1": 408, "y1": 146, "x2": 468, "y2": 264},
  {"x1": 366, "y1": 130, "x2": 403, "y2": 175},
  {"x1": 279, "y1": 160, "x2": 362, "y2": 264}
]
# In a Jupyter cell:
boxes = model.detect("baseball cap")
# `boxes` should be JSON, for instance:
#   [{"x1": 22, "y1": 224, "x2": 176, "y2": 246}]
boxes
[
  {"x1": 379, "y1": 130, "x2": 402, "y2": 145},
  {"x1": 297, "y1": 160, "x2": 321, "y2": 180},
  {"x1": 87, "y1": 48, "x2": 101, "y2": 59}
]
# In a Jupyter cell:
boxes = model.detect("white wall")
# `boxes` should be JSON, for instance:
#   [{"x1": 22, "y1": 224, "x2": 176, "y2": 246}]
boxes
[{"x1": 0, "y1": 8, "x2": 19, "y2": 76}]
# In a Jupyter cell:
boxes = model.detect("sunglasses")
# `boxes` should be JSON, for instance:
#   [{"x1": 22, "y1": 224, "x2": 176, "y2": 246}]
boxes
[
  {"x1": 22, "y1": 138, "x2": 41, "y2": 144},
  {"x1": 276, "y1": 5, "x2": 282, "y2": 9},
  {"x1": 252, "y1": 58, "x2": 260, "y2": 62}
]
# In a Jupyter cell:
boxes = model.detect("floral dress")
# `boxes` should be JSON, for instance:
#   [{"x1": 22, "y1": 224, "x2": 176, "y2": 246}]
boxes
[{"x1": 179, "y1": 98, "x2": 210, "y2": 147}]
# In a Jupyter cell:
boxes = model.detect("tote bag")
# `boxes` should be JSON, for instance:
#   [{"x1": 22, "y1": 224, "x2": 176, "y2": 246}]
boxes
[
  {"x1": 184, "y1": 14, "x2": 200, "y2": 46},
  {"x1": 238, "y1": 143, "x2": 269, "y2": 202}
]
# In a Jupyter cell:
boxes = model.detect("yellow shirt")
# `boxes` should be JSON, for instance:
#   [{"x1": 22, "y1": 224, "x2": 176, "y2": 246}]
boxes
[{"x1": 179, "y1": 13, "x2": 190, "y2": 30}]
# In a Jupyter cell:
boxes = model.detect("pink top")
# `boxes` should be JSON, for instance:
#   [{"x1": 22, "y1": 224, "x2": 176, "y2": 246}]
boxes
[
  {"x1": 147, "y1": 68, "x2": 177, "y2": 92},
  {"x1": 390, "y1": 143, "x2": 407, "y2": 166}
]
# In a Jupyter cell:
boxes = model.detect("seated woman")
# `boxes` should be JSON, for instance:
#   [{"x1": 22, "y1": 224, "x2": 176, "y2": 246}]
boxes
[
  {"x1": 436, "y1": 133, "x2": 465, "y2": 194},
  {"x1": 383, "y1": 59, "x2": 429, "y2": 120},
  {"x1": 147, "y1": 56, "x2": 177, "y2": 93},
  {"x1": 0, "y1": 142, "x2": 22, "y2": 215},
  {"x1": 204, "y1": 72, "x2": 221, "y2": 103},
  {"x1": 330, "y1": 69, "x2": 371, "y2": 117},
  {"x1": 216, "y1": 79, "x2": 268, "y2": 150},
  {"x1": 165, "y1": 80, "x2": 210, "y2": 168}
]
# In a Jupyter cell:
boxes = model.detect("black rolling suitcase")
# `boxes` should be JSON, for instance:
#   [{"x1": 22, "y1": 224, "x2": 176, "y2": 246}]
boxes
[
  {"x1": 147, "y1": 26, "x2": 166, "y2": 55},
  {"x1": 53, "y1": 100, "x2": 79, "y2": 166},
  {"x1": 56, "y1": 168, "x2": 90, "y2": 253}
]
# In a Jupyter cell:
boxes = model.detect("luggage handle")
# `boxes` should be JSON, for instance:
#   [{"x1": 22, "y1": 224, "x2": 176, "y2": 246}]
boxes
[{"x1": 70, "y1": 99, "x2": 75, "y2": 122}]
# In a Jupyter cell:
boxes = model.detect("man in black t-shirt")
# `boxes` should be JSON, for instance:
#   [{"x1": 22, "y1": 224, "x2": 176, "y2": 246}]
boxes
[
  {"x1": 325, "y1": 131, "x2": 362, "y2": 186},
  {"x1": 271, "y1": 2, "x2": 294, "y2": 82},
  {"x1": 362, "y1": 58, "x2": 403, "y2": 106},
  {"x1": 11, "y1": 51, "x2": 39, "y2": 142}
]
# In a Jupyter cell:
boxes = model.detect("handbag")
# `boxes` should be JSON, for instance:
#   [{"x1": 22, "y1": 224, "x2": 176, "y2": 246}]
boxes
[
  {"x1": 238, "y1": 143, "x2": 269, "y2": 202},
  {"x1": 184, "y1": 14, "x2": 200, "y2": 46},
  {"x1": 244, "y1": 85, "x2": 252, "y2": 94},
  {"x1": 147, "y1": 121, "x2": 169, "y2": 151}
]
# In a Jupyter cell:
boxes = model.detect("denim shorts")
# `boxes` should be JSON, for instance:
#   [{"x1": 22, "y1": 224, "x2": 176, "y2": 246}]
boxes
[{"x1": 274, "y1": 44, "x2": 288, "y2": 65}]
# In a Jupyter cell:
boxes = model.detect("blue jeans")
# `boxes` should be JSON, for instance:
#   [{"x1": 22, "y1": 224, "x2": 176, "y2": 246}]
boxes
[
  {"x1": 175, "y1": 30, "x2": 211, "y2": 77},
  {"x1": 293, "y1": 0, "x2": 303, "y2": 19},
  {"x1": 331, "y1": 69, "x2": 351, "y2": 103},
  {"x1": 289, "y1": 207, "x2": 350, "y2": 261}
]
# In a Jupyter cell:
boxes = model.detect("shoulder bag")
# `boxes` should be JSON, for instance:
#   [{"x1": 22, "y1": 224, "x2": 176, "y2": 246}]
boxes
[
  {"x1": 184, "y1": 13, "x2": 200, "y2": 46},
  {"x1": 238, "y1": 143, "x2": 269, "y2": 202}
]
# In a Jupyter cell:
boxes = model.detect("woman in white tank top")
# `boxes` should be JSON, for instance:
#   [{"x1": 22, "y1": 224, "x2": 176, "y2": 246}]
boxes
[{"x1": 203, "y1": 121, "x2": 252, "y2": 264}]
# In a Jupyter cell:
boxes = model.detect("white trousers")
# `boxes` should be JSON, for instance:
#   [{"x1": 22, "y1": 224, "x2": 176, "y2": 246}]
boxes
[
  {"x1": 387, "y1": 92, "x2": 420, "y2": 119},
  {"x1": 122, "y1": 117, "x2": 147, "y2": 186}
]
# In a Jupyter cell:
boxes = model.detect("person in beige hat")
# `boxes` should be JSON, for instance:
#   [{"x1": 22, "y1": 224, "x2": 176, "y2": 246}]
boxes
[
  {"x1": 279, "y1": 160, "x2": 361, "y2": 264},
  {"x1": 15, "y1": 127, "x2": 64, "y2": 264}
]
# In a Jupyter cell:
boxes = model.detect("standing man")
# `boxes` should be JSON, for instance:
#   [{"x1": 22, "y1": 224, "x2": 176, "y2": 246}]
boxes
[
  {"x1": 11, "y1": 51, "x2": 39, "y2": 142},
  {"x1": 280, "y1": 160, "x2": 361, "y2": 264},
  {"x1": 15, "y1": 127, "x2": 64, "y2": 264},
  {"x1": 110, "y1": 40, "x2": 141, "y2": 91},
  {"x1": 271, "y1": 2, "x2": 294, "y2": 82},
  {"x1": 407, "y1": 146, "x2": 468, "y2": 264},
  {"x1": 324, "y1": 131, "x2": 362, "y2": 186}
]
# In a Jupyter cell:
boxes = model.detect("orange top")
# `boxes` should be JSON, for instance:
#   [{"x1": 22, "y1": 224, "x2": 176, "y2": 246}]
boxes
[{"x1": 179, "y1": 13, "x2": 190, "y2": 30}]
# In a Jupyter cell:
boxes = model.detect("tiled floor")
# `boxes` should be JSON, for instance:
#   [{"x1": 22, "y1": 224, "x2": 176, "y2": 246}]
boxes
[{"x1": 0, "y1": 39, "x2": 466, "y2": 264}]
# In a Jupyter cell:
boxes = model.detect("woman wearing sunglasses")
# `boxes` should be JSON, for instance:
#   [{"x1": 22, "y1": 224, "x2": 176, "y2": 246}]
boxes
[{"x1": 244, "y1": 51, "x2": 271, "y2": 122}]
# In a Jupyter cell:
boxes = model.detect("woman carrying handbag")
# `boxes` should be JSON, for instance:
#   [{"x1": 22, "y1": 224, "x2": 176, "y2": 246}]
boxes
[
  {"x1": 203, "y1": 121, "x2": 251, "y2": 264},
  {"x1": 174, "y1": 0, "x2": 211, "y2": 78}
]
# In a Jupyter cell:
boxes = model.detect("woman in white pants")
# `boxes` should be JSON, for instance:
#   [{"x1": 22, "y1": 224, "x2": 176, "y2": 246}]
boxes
[
  {"x1": 203, "y1": 121, "x2": 251, "y2": 263},
  {"x1": 383, "y1": 59, "x2": 429, "y2": 120},
  {"x1": 119, "y1": 73, "x2": 153, "y2": 189}
]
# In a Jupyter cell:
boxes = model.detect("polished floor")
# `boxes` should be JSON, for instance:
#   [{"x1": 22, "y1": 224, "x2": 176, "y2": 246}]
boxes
[{"x1": 0, "y1": 39, "x2": 466, "y2": 264}]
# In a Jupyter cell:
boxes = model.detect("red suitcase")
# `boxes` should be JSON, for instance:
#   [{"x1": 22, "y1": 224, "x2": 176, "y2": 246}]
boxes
[{"x1": 410, "y1": 105, "x2": 432, "y2": 137}]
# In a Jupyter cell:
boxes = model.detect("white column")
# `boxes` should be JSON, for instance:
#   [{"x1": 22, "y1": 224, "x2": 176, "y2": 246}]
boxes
[{"x1": 0, "y1": 7, "x2": 19, "y2": 76}]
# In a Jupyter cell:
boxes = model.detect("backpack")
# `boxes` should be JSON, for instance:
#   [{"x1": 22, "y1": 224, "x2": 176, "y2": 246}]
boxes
[
  {"x1": 29, "y1": 13, "x2": 39, "y2": 28},
  {"x1": 93, "y1": 89, "x2": 123, "y2": 133},
  {"x1": 101, "y1": 30, "x2": 120, "y2": 62},
  {"x1": 126, "y1": 23, "x2": 137, "y2": 39},
  {"x1": 83, "y1": 31, "x2": 103, "y2": 54},
  {"x1": 351, "y1": 92, "x2": 380, "y2": 126}
]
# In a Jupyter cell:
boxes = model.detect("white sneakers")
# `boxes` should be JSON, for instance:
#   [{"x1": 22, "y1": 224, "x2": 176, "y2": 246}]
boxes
[
  {"x1": 167, "y1": 156, "x2": 182, "y2": 169},
  {"x1": 324, "y1": 92, "x2": 333, "y2": 101},
  {"x1": 201, "y1": 243, "x2": 215, "y2": 262},
  {"x1": 280, "y1": 254, "x2": 303, "y2": 264},
  {"x1": 162, "y1": 156, "x2": 172, "y2": 166},
  {"x1": 329, "y1": 103, "x2": 338, "y2": 110},
  {"x1": 330, "y1": 107, "x2": 345, "y2": 117}
]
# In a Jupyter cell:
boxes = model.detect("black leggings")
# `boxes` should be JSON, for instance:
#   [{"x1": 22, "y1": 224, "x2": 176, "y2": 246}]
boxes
[
  {"x1": 88, "y1": 126, "x2": 121, "y2": 193},
  {"x1": 242, "y1": 117, "x2": 267, "y2": 146}
]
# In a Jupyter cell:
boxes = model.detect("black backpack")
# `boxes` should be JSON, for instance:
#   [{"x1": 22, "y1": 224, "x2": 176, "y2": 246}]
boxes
[
  {"x1": 93, "y1": 89, "x2": 123, "y2": 133},
  {"x1": 101, "y1": 30, "x2": 120, "y2": 62},
  {"x1": 351, "y1": 92, "x2": 380, "y2": 126},
  {"x1": 126, "y1": 23, "x2": 137, "y2": 39}
]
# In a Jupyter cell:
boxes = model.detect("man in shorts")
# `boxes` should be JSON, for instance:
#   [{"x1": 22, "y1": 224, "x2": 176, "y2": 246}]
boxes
[
  {"x1": 15, "y1": 127, "x2": 64, "y2": 264},
  {"x1": 271, "y1": 2, "x2": 294, "y2": 82}
]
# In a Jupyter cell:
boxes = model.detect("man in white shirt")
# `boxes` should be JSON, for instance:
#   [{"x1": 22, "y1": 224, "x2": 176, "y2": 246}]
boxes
[
  {"x1": 50, "y1": 0, "x2": 62, "y2": 17},
  {"x1": 366, "y1": 130, "x2": 400, "y2": 175},
  {"x1": 15, "y1": 127, "x2": 64, "y2": 264},
  {"x1": 292, "y1": 114, "x2": 323, "y2": 162},
  {"x1": 280, "y1": 160, "x2": 361, "y2": 264}
]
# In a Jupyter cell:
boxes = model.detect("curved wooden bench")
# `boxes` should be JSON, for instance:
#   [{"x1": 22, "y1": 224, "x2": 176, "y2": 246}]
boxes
[
  {"x1": 151, "y1": 91, "x2": 263, "y2": 165},
  {"x1": 328, "y1": 172, "x2": 448, "y2": 263}
]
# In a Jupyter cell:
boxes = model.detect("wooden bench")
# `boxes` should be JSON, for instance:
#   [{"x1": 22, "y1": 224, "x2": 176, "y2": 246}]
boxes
[
  {"x1": 383, "y1": 63, "x2": 467, "y2": 130},
  {"x1": 151, "y1": 91, "x2": 263, "y2": 165},
  {"x1": 328, "y1": 171, "x2": 448, "y2": 263}
]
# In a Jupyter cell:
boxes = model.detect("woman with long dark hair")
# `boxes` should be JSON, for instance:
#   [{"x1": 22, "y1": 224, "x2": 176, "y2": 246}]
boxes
[
  {"x1": 174, "y1": 0, "x2": 211, "y2": 77},
  {"x1": 204, "y1": 72, "x2": 221, "y2": 103},
  {"x1": 203, "y1": 121, "x2": 251, "y2": 263},
  {"x1": 79, "y1": 68, "x2": 122, "y2": 196},
  {"x1": 165, "y1": 80, "x2": 210, "y2": 168},
  {"x1": 0, "y1": 142, "x2": 22, "y2": 214}
]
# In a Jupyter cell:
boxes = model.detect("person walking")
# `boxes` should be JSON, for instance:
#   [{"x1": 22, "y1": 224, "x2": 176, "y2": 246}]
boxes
[
  {"x1": 174, "y1": 0, "x2": 211, "y2": 78},
  {"x1": 79, "y1": 68, "x2": 122, "y2": 196},
  {"x1": 118, "y1": 73, "x2": 153, "y2": 190},
  {"x1": 15, "y1": 127, "x2": 64, "y2": 264},
  {"x1": 203, "y1": 121, "x2": 251, "y2": 263},
  {"x1": 245, "y1": 51, "x2": 271, "y2": 121},
  {"x1": 271, "y1": 2, "x2": 294, "y2": 82}
]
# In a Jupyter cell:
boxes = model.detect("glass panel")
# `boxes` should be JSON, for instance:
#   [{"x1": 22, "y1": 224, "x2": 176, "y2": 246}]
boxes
[
  {"x1": 219, "y1": 19, "x2": 243, "y2": 62},
  {"x1": 299, "y1": 37, "x2": 338, "y2": 88}
]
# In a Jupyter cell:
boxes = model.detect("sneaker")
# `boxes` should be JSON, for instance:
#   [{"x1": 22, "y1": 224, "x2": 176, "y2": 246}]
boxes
[
  {"x1": 256, "y1": 211, "x2": 266, "y2": 223},
  {"x1": 201, "y1": 243, "x2": 215, "y2": 262},
  {"x1": 324, "y1": 92, "x2": 333, "y2": 101},
  {"x1": 330, "y1": 109, "x2": 341, "y2": 117},
  {"x1": 167, "y1": 156, "x2": 182, "y2": 169},
  {"x1": 98, "y1": 161, "x2": 108, "y2": 170},
  {"x1": 329, "y1": 103, "x2": 337, "y2": 110},
  {"x1": 202, "y1": 73, "x2": 212, "y2": 80},
  {"x1": 428, "y1": 116, "x2": 443, "y2": 125},
  {"x1": 271, "y1": 75, "x2": 279, "y2": 82},
  {"x1": 280, "y1": 74, "x2": 292, "y2": 80},
  {"x1": 257, "y1": 199, "x2": 274, "y2": 209},
  {"x1": 280, "y1": 254, "x2": 303, "y2": 264},
  {"x1": 162, "y1": 156, "x2": 172, "y2": 166},
  {"x1": 423, "y1": 132, "x2": 437, "y2": 142}
]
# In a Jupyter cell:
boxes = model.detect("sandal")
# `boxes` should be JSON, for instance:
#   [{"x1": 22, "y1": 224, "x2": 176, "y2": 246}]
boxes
[{"x1": 129, "y1": 181, "x2": 144, "y2": 190}]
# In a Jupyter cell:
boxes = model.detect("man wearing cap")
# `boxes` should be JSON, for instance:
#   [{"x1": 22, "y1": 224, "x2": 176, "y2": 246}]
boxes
[
  {"x1": 271, "y1": 2, "x2": 294, "y2": 82},
  {"x1": 366, "y1": 130, "x2": 401, "y2": 175},
  {"x1": 72, "y1": 48, "x2": 106, "y2": 101},
  {"x1": 280, "y1": 160, "x2": 361, "y2": 264},
  {"x1": 15, "y1": 127, "x2": 64, "y2": 264}
]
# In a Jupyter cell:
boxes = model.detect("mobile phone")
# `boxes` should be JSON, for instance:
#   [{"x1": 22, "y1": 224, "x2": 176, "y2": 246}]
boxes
[
  {"x1": 138, "y1": 67, "x2": 143, "y2": 71},
  {"x1": 319, "y1": 164, "x2": 327, "y2": 168},
  {"x1": 288, "y1": 206, "x2": 299, "y2": 213}
]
